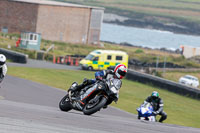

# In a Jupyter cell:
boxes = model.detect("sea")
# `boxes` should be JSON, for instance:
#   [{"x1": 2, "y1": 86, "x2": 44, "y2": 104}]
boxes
[{"x1": 100, "y1": 23, "x2": 200, "y2": 50}]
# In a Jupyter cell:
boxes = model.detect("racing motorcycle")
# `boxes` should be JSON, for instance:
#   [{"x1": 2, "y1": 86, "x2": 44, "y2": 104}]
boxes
[
  {"x1": 59, "y1": 78, "x2": 120, "y2": 115},
  {"x1": 137, "y1": 102, "x2": 156, "y2": 122}
]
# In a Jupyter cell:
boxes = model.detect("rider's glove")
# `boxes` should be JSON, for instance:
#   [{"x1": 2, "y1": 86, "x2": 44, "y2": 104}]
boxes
[{"x1": 83, "y1": 79, "x2": 89, "y2": 85}]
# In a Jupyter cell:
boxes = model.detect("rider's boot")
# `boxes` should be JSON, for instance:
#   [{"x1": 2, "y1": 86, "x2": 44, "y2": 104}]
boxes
[
  {"x1": 69, "y1": 79, "x2": 94, "y2": 93},
  {"x1": 69, "y1": 83, "x2": 87, "y2": 110},
  {"x1": 70, "y1": 79, "x2": 95, "y2": 110},
  {"x1": 159, "y1": 113, "x2": 167, "y2": 123}
]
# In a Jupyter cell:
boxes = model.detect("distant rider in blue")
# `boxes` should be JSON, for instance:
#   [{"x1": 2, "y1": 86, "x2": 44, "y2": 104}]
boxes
[{"x1": 144, "y1": 91, "x2": 167, "y2": 122}]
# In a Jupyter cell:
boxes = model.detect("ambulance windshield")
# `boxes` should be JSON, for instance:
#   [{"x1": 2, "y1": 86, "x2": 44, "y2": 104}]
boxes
[{"x1": 85, "y1": 54, "x2": 94, "y2": 60}]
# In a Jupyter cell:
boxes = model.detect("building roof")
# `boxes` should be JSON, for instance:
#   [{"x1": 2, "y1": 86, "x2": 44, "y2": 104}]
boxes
[
  {"x1": 92, "y1": 50, "x2": 128, "y2": 55},
  {"x1": 10, "y1": 0, "x2": 104, "y2": 10}
]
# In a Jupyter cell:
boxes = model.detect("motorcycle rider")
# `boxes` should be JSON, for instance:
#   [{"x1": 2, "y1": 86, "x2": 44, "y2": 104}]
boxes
[
  {"x1": 144, "y1": 91, "x2": 167, "y2": 123},
  {"x1": 68, "y1": 64, "x2": 127, "y2": 107},
  {"x1": 0, "y1": 54, "x2": 7, "y2": 83}
]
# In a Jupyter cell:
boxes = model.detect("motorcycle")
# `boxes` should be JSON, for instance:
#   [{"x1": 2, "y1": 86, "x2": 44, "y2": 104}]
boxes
[
  {"x1": 59, "y1": 78, "x2": 120, "y2": 115},
  {"x1": 137, "y1": 102, "x2": 156, "y2": 122}
]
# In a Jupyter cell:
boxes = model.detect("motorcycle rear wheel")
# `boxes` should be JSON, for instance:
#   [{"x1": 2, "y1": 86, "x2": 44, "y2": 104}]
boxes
[
  {"x1": 59, "y1": 94, "x2": 72, "y2": 112},
  {"x1": 83, "y1": 96, "x2": 107, "y2": 115}
]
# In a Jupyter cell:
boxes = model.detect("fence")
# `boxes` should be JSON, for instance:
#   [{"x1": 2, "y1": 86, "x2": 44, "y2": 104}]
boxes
[{"x1": 126, "y1": 69, "x2": 200, "y2": 100}]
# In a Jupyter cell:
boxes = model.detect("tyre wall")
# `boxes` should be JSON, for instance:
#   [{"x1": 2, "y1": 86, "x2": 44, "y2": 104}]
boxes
[
  {"x1": 126, "y1": 69, "x2": 200, "y2": 100},
  {"x1": 0, "y1": 48, "x2": 28, "y2": 63}
]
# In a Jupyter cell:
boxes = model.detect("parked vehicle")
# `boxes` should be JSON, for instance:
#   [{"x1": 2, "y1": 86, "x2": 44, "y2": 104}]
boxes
[
  {"x1": 59, "y1": 78, "x2": 120, "y2": 115},
  {"x1": 137, "y1": 103, "x2": 156, "y2": 122},
  {"x1": 179, "y1": 75, "x2": 199, "y2": 88},
  {"x1": 80, "y1": 50, "x2": 128, "y2": 70}
]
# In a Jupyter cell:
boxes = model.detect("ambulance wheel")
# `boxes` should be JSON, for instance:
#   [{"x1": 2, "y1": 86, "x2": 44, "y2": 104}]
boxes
[{"x1": 88, "y1": 66, "x2": 93, "y2": 71}]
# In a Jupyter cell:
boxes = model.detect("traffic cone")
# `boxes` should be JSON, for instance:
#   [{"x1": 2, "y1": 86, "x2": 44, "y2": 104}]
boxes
[
  {"x1": 70, "y1": 58, "x2": 74, "y2": 66},
  {"x1": 65, "y1": 58, "x2": 68, "y2": 64},
  {"x1": 75, "y1": 58, "x2": 79, "y2": 66},
  {"x1": 53, "y1": 55, "x2": 56, "y2": 64},
  {"x1": 57, "y1": 57, "x2": 60, "y2": 64},
  {"x1": 68, "y1": 56, "x2": 71, "y2": 65}
]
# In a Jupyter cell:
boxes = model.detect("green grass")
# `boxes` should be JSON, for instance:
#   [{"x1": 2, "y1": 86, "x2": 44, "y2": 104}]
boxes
[
  {"x1": 57, "y1": 0, "x2": 200, "y2": 23},
  {"x1": 162, "y1": 70, "x2": 200, "y2": 83},
  {"x1": 7, "y1": 66, "x2": 200, "y2": 128}
]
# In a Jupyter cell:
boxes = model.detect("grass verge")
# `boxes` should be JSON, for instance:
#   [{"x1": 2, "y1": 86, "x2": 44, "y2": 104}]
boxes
[
  {"x1": 58, "y1": 0, "x2": 200, "y2": 24},
  {"x1": 162, "y1": 70, "x2": 200, "y2": 85},
  {"x1": 7, "y1": 66, "x2": 200, "y2": 128}
]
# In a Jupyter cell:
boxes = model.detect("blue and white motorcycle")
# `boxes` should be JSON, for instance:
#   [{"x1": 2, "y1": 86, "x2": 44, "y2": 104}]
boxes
[{"x1": 137, "y1": 103, "x2": 156, "y2": 122}]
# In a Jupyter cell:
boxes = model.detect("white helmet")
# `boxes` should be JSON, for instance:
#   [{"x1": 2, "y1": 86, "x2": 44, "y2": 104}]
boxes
[
  {"x1": 0, "y1": 54, "x2": 6, "y2": 67},
  {"x1": 114, "y1": 64, "x2": 127, "y2": 79}
]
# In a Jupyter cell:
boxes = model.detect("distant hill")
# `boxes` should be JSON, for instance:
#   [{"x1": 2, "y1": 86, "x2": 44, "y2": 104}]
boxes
[{"x1": 53, "y1": 0, "x2": 200, "y2": 36}]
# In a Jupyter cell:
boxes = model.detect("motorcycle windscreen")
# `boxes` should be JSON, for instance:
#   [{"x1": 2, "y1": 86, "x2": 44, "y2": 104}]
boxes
[{"x1": 112, "y1": 79, "x2": 122, "y2": 90}]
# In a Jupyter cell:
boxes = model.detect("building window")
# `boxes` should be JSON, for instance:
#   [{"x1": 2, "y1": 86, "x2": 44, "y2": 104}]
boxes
[
  {"x1": 107, "y1": 55, "x2": 112, "y2": 60},
  {"x1": 116, "y1": 56, "x2": 123, "y2": 60},
  {"x1": 34, "y1": 35, "x2": 37, "y2": 41},
  {"x1": 2, "y1": 27, "x2": 8, "y2": 33},
  {"x1": 30, "y1": 34, "x2": 33, "y2": 40}
]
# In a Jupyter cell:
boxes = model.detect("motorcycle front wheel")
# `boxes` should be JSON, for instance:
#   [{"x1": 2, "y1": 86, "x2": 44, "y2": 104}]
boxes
[
  {"x1": 83, "y1": 96, "x2": 107, "y2": 115},
  {"x1": 59, "y1": 94, "x2": 72, "y2": 112}
]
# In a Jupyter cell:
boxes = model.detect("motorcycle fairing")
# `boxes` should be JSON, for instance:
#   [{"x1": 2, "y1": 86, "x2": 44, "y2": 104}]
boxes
[{"x1": 80, "y1": 84, "x2": 98, "y2": 103}]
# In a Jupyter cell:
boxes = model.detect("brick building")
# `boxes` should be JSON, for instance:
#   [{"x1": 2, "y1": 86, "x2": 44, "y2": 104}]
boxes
[{"x1": 0, "y1": 0, "x2": 104, "y2": 44}]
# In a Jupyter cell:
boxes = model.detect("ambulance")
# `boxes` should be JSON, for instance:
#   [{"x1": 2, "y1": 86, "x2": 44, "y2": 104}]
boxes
[{"x1": 80, "y1": 50, "x2": 128, "y2": 70}]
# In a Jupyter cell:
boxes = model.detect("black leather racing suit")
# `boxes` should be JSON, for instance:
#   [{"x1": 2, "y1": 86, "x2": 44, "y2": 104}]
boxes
[
  {"x1": 81, "y1": 70, "x2": 121, "y2": 102},
  {"x1": 71, "y1": 70, "x2": 116, "y2": 93},
  {"x1": 145, "y1": 96, "x2": 167, "y2": 122},
  {"x1": 73, "y1": 70, "x2": 122, "y2": 107}
]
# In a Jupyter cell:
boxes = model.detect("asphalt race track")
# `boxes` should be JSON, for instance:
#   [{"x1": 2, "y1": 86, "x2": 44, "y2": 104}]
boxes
[
  {"x1": 1, "y1": 60, "x2": 200, "y2": 132},
  {"x1": 0, "y1": 76, "x2": 199, "y2": 133}
]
